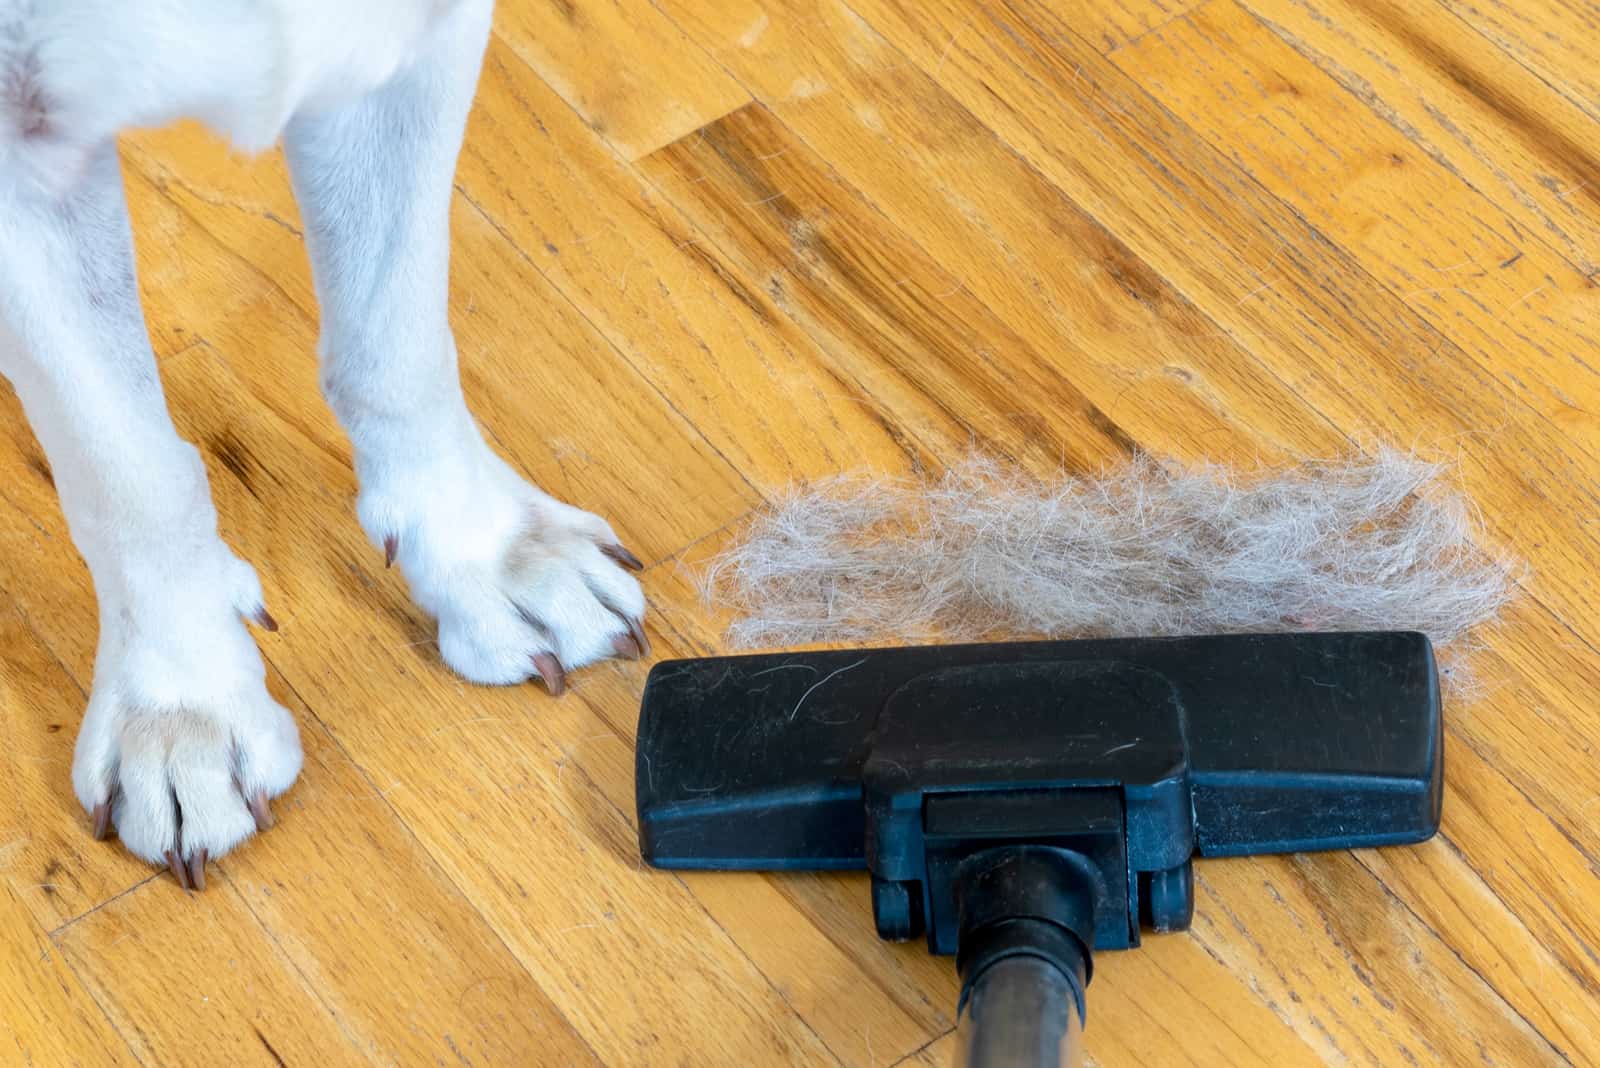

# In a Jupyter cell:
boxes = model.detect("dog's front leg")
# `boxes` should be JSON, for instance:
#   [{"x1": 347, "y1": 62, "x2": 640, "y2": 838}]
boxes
[
  {"x1": 0, "y1": 145, "x2": 301, "y2": 887},
  {"x1": 284, "y1": 0, "x2": 647, "y2": 693}
]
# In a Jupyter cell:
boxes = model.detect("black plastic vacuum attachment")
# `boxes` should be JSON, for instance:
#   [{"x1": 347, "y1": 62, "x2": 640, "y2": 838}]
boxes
[{"x1": 636, "y1": 632, "x2": 1442, "y2": 1067}]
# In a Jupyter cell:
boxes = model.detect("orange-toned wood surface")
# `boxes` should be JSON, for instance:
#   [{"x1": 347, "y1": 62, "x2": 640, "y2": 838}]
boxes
[{"x1": 3, "y1": 1, "x2": 1597, "y2": 1063}]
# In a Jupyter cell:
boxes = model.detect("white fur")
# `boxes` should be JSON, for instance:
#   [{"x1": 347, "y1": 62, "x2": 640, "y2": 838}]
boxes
[
  {"x1": 0, "y1": 0, "x2": 645, "y2": 874},
  {"x1": 704, "y1": 452, "x2": 1514, "y2": 688}
]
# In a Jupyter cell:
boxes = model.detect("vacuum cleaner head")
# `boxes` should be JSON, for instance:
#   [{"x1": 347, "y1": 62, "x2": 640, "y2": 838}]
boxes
[
  {"x1": 636, "y1": 632, "x2": 1441, "y2": 955},
  {"x1": 637, "y1": 633, "x2": 1442, "y2": 1064}
]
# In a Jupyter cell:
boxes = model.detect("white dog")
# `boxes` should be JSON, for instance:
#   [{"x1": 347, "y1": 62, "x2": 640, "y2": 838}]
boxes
[{"x1": 0, "y1": 0, "x2": 647, "y2": 890}]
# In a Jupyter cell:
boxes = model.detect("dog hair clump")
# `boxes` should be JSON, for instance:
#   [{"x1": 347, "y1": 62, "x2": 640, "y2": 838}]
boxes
[{"x1": 702, "y1": 452, "x2": 1515, "y2": 682}]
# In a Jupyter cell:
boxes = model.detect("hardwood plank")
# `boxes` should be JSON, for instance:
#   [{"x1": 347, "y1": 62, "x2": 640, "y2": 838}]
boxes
[
  {"x1": 490, "y1": 0, "x2": 750, "y2": 160},
  {"x1": 54, "y1": 876, "x2": 366, "y2": 1068},
  {"x1": 1234, "y1": 0, "x2": 1600, "y2": 275},
  {"x1": 1114, "y1": 0, "x2": 1600, "y2": 459},
  {"x1": 1188, "y1": 850, "x2": 1565, "y2": 1066},
  {"x1": 1444, "y1": 597, "x2": 1600, "y2": 878},
  {"x1": 853, "y1": 0, "x2": 1206, "y2": 57},
  {"x1": 212, "y1": 675, "x2": 605, "y2": 1066},
  {"x1": 675, "y1": 868, "x2": 943, "y2": 1067},
  {"x1": 640, "y1": 105, "x2": 1146, "y2": 473},
  {"x1": 1048, "y1": 0, "x2": 1207, "y2": 52},
  {"x1": 0, "y1": 881, "x2": 134, "y2": 1066},
  {"x1": 1370, "y1": 751, "x2": 1600, "y2": 1062},
  {"x1": 0, "y1": 577, "x2": 151, "y2": 928},
  {"x1": 1440, "y1": 0, "x2": 1600, "y2": 125},
  {"x1": 457, "y1": 202, "x2": 760, "y2": 554},
  {"x1": 458, "y1": 39, "x2": 947, "y2": 481}
]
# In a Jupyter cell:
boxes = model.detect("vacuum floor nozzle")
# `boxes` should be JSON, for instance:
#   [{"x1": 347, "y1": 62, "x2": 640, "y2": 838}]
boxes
[{"x1": 635, "y1": 632, "x2": 1442, "y2": 1067}]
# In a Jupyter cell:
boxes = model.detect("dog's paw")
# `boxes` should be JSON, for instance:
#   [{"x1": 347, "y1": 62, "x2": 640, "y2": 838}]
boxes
[
  {"x1": 428, "y1": 506, "x2": 649, "y2": 692},
  {"x1": 362, "y1": 446, "x2": 648, "y2": 692},
  {"x1": 71, "y1": 553, "x2": 301, "y2": 889}
]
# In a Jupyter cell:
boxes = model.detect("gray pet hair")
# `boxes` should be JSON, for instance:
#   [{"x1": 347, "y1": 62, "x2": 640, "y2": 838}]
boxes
[{"x1": 701, "y1": 451, "x2": 1516, "y2": 687}]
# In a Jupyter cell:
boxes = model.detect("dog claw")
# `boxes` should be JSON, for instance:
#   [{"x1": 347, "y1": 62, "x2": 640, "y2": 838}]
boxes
[
  {"x1": 612, "y1": 633, "x2": 642, "y2": 660},
  {"x1": 166, "y1": 849, "x2": 191, "y2": 892},
  {"x1": 601, "y1": 543, "x2": 644, "y2": 571},
  {"x1": 384, "y1": 534, "x2": 398, "y2": 569},
  {"x1": 248, "y1": 791, "x2": 275, "y2": 832},
  {"x1": 91, "y1": 801, "x2": 112, "y2": 841},
  {"x1": 187, "y1": 849, "x2": 207, "y2": 892},
  {"x1": 532, "y1": 652, "x2": 567, "y2": 696},
  {"x1": 628, "y1": 617, "x2": 651, "y2": 659},
  {"x1": 253, "y1": 606, "x2": 279, "y2": 632}
]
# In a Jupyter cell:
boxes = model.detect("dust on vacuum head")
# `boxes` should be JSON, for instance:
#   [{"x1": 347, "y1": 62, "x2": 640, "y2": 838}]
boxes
[{"x1": 635, "y1": 631, "x2": 1441, "y2": 956}]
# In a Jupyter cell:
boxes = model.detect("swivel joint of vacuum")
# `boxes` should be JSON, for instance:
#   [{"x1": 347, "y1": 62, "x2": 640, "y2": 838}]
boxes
[{"x1": 954, "y1": 846, "x2": 1095, "y2": 1023}]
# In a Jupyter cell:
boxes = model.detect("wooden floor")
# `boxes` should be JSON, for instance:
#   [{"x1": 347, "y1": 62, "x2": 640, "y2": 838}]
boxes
[{"x1": 4, "y1": 0, "x2": 1600, "y2": 1064}]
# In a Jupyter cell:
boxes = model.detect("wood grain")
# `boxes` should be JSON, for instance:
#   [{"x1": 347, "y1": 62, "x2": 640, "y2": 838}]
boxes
[
  {"x1": 640, "y1": 104, "x2": 1145, "y2": 473},
  {"x1": 1232, "y1": 0, "x2": 1600, "y2": 275},
  {"x1": 147, "y1": 348, "x2": 837, "y2": 1066},
  {"x1": 896, "y1": 1032, "x2": 957, "y2": 1067},
  {"x1": 490, "y1": 0, "x2": 749, "y2": 160},
  {"x1": 0, "y1": 581, "x2": 150, "y2": 930},
  {"x1": 1, "y1": 0, "x2": 1598, "y2": 1063},
  {"x1": 643, "y1": 0, "x2": 1338, "y2": 469},
  {"x1": 0, "y1": 881, "x2": 133, "y2": 1066},
  {"x1": 1115, "y1": 0, "x2": 1600, "y2": 460},
  {"x1": 1439, "y1": 0, "x2": 1600, "y2": 126},
  {"x1": 55, "y1": 877, "x2": 370, "y2": 1068},
  {"x1": 840, "y1": 0, "x2": 1600, "y2": 659}
]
